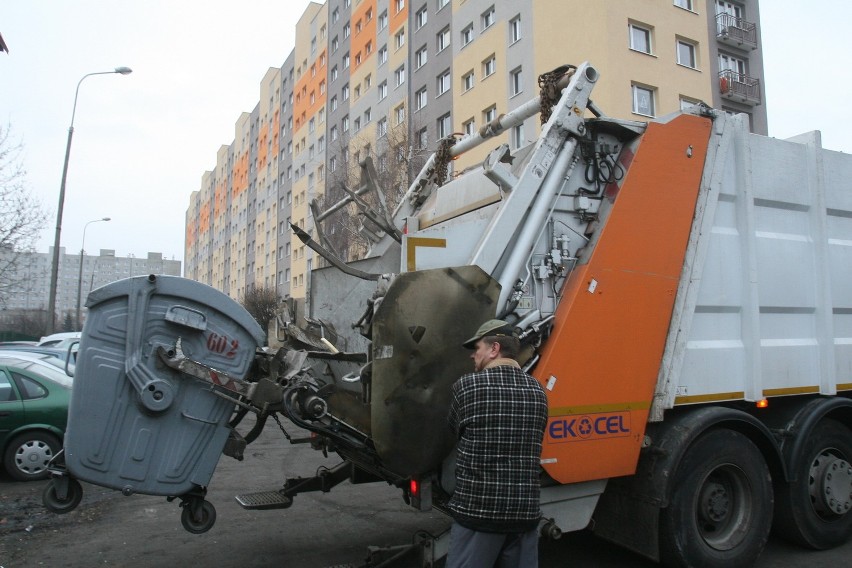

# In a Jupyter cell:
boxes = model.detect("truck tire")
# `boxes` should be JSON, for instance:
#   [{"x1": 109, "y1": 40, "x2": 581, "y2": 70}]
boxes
[
  {"x1": 659, "y1": 428, "x2": 773, "y2": 568},
  {"x1": 774, "y1": 419, "x2": 852, "y2": 549}
]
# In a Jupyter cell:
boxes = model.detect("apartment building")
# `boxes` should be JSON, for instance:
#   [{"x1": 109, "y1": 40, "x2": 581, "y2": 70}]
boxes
[
  {"x1": 185, "y1": 0, "x2": 766, "y2": 303},
  {"x1": 0, "y1": 248, "x2": 181, "y2": 331}
]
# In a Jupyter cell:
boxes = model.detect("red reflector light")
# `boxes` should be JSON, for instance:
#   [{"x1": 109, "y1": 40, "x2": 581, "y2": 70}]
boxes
[
  {"x1": 410, "y1": 479, "x2": 419, "y2": 496},
  {"x1": 756, "y1": 398, "x2": 769, "y2": 409}
]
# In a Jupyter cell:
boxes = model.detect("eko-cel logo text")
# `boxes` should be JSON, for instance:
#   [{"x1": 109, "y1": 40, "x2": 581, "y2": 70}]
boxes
[{"x1": 547, "y1": 412, "x2": 631, "y2": 442}]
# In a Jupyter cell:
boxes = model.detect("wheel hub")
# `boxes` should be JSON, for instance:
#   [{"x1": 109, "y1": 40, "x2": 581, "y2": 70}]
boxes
[
  {"x1": 15, "y1": 440, "x2": 54, "y2": 474},
  {"x1": 700, "y1": 481, "x2": 730, "y2": 523},
  {"x1": 810, "y1": 454, "x2": 852, "y2": 516}
]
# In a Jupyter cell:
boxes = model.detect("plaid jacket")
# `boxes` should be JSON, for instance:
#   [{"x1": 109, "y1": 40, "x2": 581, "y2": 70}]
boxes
[{"x1": 447, "y1": 360, "x2": 548, "y2": 533}]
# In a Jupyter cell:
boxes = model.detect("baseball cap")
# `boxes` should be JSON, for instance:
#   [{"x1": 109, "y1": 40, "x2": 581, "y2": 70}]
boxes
[{"x1": 462, "y1": 319, "x2": 516, "y2": 349}]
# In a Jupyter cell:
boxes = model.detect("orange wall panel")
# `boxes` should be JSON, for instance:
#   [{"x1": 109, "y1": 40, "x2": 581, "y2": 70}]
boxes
[
  {"x1": 389, "y1": 0, "x2": 407, "y2": 33},
  {"x1": 533, "y1": 115, "x2": 712, "y2": 484},
  {"x1": 351, "y1": 0, "x2": 376, "y2": 73}
]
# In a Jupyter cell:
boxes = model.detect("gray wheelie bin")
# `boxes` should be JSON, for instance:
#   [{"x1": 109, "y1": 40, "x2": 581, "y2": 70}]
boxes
[{"x1": 64, "y1": 275, "x2": 265, "y2": 497}]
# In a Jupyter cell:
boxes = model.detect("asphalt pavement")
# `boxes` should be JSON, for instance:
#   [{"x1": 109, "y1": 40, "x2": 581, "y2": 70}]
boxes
[{"x1": 2, "y1": 424, "x2": 851, "y2": 567}]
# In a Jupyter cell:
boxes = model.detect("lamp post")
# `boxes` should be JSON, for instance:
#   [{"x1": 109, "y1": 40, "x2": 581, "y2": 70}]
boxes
[
  {"x1": 76, "y1": 217, "x2": 111, "y2": 330},
  {"x1": 46, "y1": 66, "x2": 132, "y2": 334}
]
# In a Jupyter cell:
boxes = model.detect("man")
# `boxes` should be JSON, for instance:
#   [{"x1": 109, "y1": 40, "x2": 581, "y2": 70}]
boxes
[{"x1": 446, "y1": 319, "x2": 549, "y2": 568}]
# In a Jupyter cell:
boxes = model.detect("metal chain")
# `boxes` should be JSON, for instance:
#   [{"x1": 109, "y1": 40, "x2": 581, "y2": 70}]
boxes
[
  {"x1": 271, "y1": 412, "x2": 293, "y2": 442},
  {"x1": 433, "y1": 136, "x2": 458, "y2": 186},
  {"x1": 538, "y1": 65, "x2": 577, "y2": 126}
]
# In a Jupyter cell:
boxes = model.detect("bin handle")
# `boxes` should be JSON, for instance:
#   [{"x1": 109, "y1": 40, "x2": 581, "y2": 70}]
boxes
[
  {"x1": 165, "y1": 305, "x2": 208, "y2": 331},
  {"x1": 124, "y1": 275, "x2": 175, "y2": 412}
]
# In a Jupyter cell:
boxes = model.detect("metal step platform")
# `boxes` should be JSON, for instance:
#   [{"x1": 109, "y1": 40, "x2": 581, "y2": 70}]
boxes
[{"x1": 234, "y1": 490, "x2": 293, "y2": 510}]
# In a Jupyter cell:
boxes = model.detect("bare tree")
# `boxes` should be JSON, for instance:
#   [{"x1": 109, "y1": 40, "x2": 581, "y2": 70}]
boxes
[
  {"x1": 240, "y1": 285, "x2": 280, "y2": 334},
  {"x1": 0, "y1": 123, "x2": 47, "y2": 308},
  {"x1": 318, "y1": 119, "x2": 430, "y2": 262}
]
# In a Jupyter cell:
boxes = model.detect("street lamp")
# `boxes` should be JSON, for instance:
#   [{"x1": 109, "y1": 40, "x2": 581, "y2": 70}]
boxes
[
  {"x1": 46, "y1": 66, "x2": 132, "y2": 334},
  {"x1": 76, "y1": 217, "x2": 111, "y2": 330}
]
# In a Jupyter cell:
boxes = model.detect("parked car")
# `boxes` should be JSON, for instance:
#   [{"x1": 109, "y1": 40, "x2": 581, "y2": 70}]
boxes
[
  {"x1": 0, "y1": 354, "x2": 73, "y2": 481},
  {"x1": 0, "y1": 345, "x2": 76, "y2": 369},
  {"x1": 37, "y1": 332, "x2": 81, "y2": 348}
]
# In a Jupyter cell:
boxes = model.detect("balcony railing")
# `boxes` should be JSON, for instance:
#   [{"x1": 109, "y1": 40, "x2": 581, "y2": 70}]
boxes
[
  {"x1": 719, "y1": 69, "x2": 762, "y2": 106},
  {"x1": 716, "y1": 12, "x2": 758, "y2": 50}
]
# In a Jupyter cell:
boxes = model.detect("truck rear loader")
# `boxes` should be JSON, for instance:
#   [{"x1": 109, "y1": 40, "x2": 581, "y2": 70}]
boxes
[{"x1": 44, "y1": 63, "x2": 852, "y2": 568}]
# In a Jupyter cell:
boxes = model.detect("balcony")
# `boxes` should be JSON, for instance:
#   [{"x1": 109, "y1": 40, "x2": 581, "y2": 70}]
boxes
[
  {"x1": 719, "y1": 70, "x2": 762, "y2": 106},
  {"x1": 716, "y1": 13, "x2": 758, "y2": 50}
]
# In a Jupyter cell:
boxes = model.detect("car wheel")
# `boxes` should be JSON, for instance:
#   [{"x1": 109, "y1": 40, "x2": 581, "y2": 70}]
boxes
[{"x1": 3, "y1": 431, "x2": 61, "y2": 481}]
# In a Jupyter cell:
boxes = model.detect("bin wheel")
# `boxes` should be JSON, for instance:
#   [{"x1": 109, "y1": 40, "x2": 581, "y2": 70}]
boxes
[
  {"x1": 181, "y1": 499, "x2": 216, "y2": 534},
  {"x1": 43, "y1": 478, "x2": 83, "y2": 514}
]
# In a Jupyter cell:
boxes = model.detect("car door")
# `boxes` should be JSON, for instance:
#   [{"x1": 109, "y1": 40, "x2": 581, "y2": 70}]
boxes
[{"x1": 0, "y1": 368, "x2": 25, "y2": 446}]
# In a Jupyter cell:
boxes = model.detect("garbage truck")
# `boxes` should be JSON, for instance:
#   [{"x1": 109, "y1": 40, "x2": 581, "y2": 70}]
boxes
[{"x1": 43, "y1": 62, "x2": 852, "y2": 568}]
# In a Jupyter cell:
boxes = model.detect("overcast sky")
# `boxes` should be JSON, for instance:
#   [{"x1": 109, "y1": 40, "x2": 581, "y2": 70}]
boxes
[{"x1": 2, "y1": 1, "x2": 850, "y2": 267}]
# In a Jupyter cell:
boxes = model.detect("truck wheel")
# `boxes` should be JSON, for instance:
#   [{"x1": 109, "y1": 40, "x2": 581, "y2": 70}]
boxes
[
  {"x1": 774, "y1": 419, "x2": 852, "y2": 549},
  {"x1": 660, "y1": 429, "x2": 772, "y2": 568}
]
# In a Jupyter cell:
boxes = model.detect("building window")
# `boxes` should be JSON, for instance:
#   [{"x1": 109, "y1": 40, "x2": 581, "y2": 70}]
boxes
[
  {"x1": 629, "y1": 23, "x2": 652, "y2": 54},
  {"x1": 415, "y1": 86, "x2": 428, "y2": 110},
  {"x1": 343, "y1": 22, "x2": 351, "y2": 38},
  {"x1": 416, "y1": 45, "x2": 428, "y2": 68},
  {"x1": 719, "y1": 52, "x2": 746, "y2": 75},
  {"x1": 330, "y1": 125, "x2": 338, "y2": 140},
  {"x1": 512, "y1": 123, "x2": 525, "y2": 149},
  {"x1": 343, "y1": 52, "x2": 350, "y2": 69},
  {"x1": 483, "y1": 55, "x2": 496, "y2": 78},
  {"x1": 462, "y1": 118, "x2": 475, "y2": 137},
  {"x1": 331, "y1": 65, "x2": 338, "y2": 81},
  {"x1": 461, "y1": 24, "x2": 474, "y2": 46},
  {"x1": 509, "y1": 16, "x2": 521, "y2": 43},
  {"x1": 378, "y1": 80, "x2": 388, "y2": 100},
  {"x1": 396, "y1": 0, "x2": 405, "y2": 13},
  {"x1": 677, "y1": 39, "x2": 697, "y2": 69},
  {"x1": 378, "y1": 117, "x2": 388, "y2": 137},
  {"x1": 674, "y1": 0, "x2": 694, "y2": 10},
  {"x1": 354, "y1": 84, "x2": 361, "y2": 100},
  {"x1": 330, "y1": 156, "x2": 337, "y2": 172},
  {"x1": 418, "y1": 127, "x2": 428, "y2": 149},
  {"x1": 379, "y1": 10, "x2": 388, "y2": 30},
  {"x1": 416, "y1": 6, "x2": 428, "y2": 29},
  {"x1": 330, "y1": 96, "x2": 338, "y2": 111},
  {"x1": 332, "y1": 8, "x2": 339, "y2": 23},
  {"x1": 483, "y1": 105, "x2": 496, "y2": 123},
  {"x1": 379, "y1": 45, "x2": 388, "y2": 64},
  {"x1": 632, "y1": 84, "x2": 655, "y2": 117},
  {"x1": 437, "y1": 113, "x2": 452, "y2": 138},
  {"x1": 395, "y1": 65, "x2": 406, "y2": 87},
  {"x1": 343, "y1": 115, "x2": 350, "y2": 132},
  {"x1": 680, "y1": 96, "x2": 700, "y2": 110},
  {"x1": 332, "y1": 36, "x2": 339, "y2": 53},
  {"x1": 395, "y1": 104, "x2": 406, "y2": 125},
  {"x1": 364, "y1": 108, "x2": 372, "y2": 123},
  {"x1": 395, "y1": 29, "x2": 406, "y2": 50},
  {"x1": 354, "y1": 117, "x2": 361, "y2": 131},
  {"x1": 437, "y1": 70, "x2": 451, "y2": 96},
  {"x1": 463, "y1": 70, "x2": 475, "y2": 91},
  {"x1": 437, "y1": 27, "x2": 450, "y2": 51},
  {"x1": 481, "y1": 6, "x2": 495, "y2": 30},
  {"x1": 509, "y1": 67, "x2": 522, "y2": 96},
  {"x1": 437, "y1": 0, "x2": 450, "y2": 9}
]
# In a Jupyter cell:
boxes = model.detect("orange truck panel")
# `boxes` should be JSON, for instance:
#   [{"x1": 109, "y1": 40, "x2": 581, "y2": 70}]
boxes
[{"x1": 533, "y1": 115, "x2": 712, "y2": 483}]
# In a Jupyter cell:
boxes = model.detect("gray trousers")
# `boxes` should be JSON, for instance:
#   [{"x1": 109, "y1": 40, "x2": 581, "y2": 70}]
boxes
[{"x1": 445, "y1": 522, "x2": 539, "y2": 568}]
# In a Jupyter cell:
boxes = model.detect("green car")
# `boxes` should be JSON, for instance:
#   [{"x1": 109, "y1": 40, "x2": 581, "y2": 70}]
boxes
[{"x1": 0, "y1": 354, "x2": 73, "y2": 481}]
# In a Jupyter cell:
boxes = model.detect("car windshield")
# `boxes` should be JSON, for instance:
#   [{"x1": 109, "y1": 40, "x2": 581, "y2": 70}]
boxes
[{"x1": 0, "y1": 356, "x2": 74, "y2": 388}]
